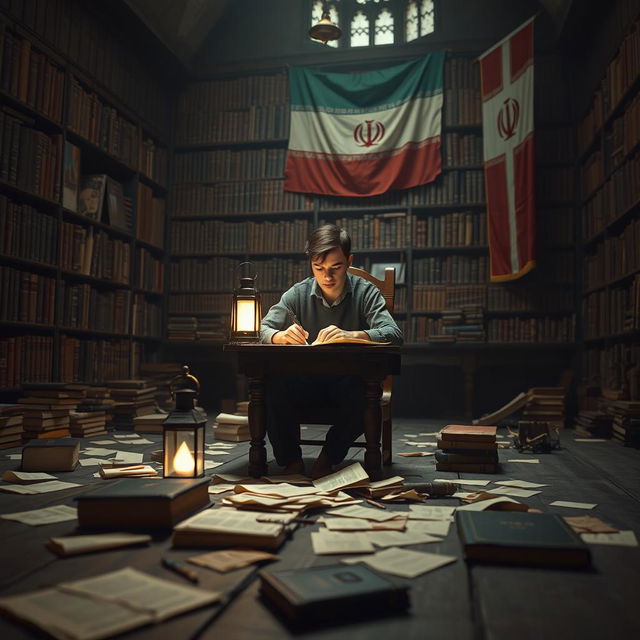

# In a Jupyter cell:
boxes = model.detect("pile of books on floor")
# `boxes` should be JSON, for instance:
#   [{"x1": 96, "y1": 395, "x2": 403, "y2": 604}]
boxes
[
  {"x1": 0, "y1": 404, "x2": 23, "y2": 449},
  {"x1": 138, "y1": 362, "x2": 183, "y2": 411},
  {"x1": 69, "y1": 410, "x2": 108, "y2": 438},
  {"x1": 17, "y1": 383, "x2": 85, "y2": 440},
  {"x1": 106, "y1": 380, "x2": 156, "y2": 430},
  {"x1": 213, "y1": 406, "x2": 250, "y2": 441},
  {"x1": 573, "y1": 409, "x2": 613, "y2": 439},
  {"x1": 435, "y1": 425, "x2": 499, "y2": 473},
  {"x1": 167, "y1": 316, "x2": 197, "y2": 341},
  {"x1": 609, "y1": 400, "x2": 640, "y2": 447},
  {"x1": 522, "y1": 387, "x2": 566, "y2": 428},
  {"x1": 133, "y1": 411, "x2": 168, "y2": 434}
]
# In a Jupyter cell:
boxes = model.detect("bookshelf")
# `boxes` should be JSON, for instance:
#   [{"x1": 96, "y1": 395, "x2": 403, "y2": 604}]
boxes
[
  {"x1": 578, "y1": 16, "x2": 640, "y2": 394},
  {"x1": 169, "y1": 54, "x2": 576, "y2": 360},
  {"x1": 0, "y1": 6, "x2": 171, "y2": 390}
]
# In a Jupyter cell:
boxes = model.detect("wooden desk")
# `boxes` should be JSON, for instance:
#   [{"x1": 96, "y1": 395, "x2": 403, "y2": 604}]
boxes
[{"x1": 224, "y1": 343, "x2": 401, "y2": 478}]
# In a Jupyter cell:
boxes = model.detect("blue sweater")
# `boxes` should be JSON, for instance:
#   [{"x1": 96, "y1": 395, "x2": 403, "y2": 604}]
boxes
[{"x1": 260, "y1": 273, "x2": 403, "y2": 345}]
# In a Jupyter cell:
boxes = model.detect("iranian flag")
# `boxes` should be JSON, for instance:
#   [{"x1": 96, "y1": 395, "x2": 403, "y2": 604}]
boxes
[
  {"x1": 285, "y1": 53, "x2": 444, "y2": 197},
  {"x1": 479, "y1": 17, "x2": 536, "y2": 282}
]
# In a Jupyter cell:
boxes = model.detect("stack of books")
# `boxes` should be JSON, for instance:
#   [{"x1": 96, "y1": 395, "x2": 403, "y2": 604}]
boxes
[
  {"x1": 76, "y1": 385, "x2": 116, "y2": 431},
  {"x1": 138, "y1": 362, "x2": 183, "y2": 411},
  {"x1": 0, "y1": 404, "x2": 24, "y2": 449},
  {"x1": 213, "y1": 411, "x2": 250, "y2": 442},
  {"x1": 69, "y1": 410, "x2": 108, "y2": 438},
  {"x1": 133, "y1": 412, "x2": 168, "y2": 434},
  {"x1": 609, "y1": 400, "x2": 640, "y2": 447},
  {"x1": 167, "y1": 317, "x2": 197, "y2": 341},
  {"x1": 18, "y1": 384, "x2": 85, "y2": 440},
  {"x1": 105, "y1": 380, "x2": 157, "y2": 430},
  {"x1": 573, "y1": 409, "x2": 613, "y2": 439},
  {"x1": 522, "y1": 387, "x2": 566, "y2": 428},
  {"x1": 435, "y1": 425, "x2": 499, "y2": 473}
]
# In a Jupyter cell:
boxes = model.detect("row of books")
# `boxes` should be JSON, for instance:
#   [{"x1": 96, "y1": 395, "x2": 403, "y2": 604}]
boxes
[
  {"x1": 584, "y1": 279, "x2": 640, "y2": 339},
  {"x1": 584, "y1": 217, "x2": 640, "y2": 289},
  {"x1": 578, "y1": 18, "x2": 640, "y2": 154},
  {"x1": 413, "y1": 255, "x2": 489, "y2": 285},
  {"x1": 410, "y1": 309, "x2": 486, "y2": 344},
  {"x1": 58, "y1": 284, "x2": 131, "y2": 333},
  {"x1": 486, "y1": 316, "x2": 575, "y2": 344},
  {"x1": 0, "y1": 25, "x2": 65, "y2": 123},
  {"x1": 131, "y1": 294, "x2": 163, "y2": 338},
  {"x1": 60, "y1": 223, "x2": 131, "y2": 284},
  {"x1": 442, "y1": 88, "x2": 481, "y2": 127},
  {"x1": 0, "y1": 196, "x2": 58, "y2": 265},
  {"x1": 169, "y1": 292, "x2": 281, "y2": 316},
  {"x1": 139, "y1": 137, "x2": 169, "y2": 187},
  {"x1": 0, "y1": 267, "x2": 56, "y2": 324},
  {"x1": 320, "y1": 213, "x2": 409, "y2": 251},
  {"x1": 171, "y1": 219, "x2": 312, "y2": 255},
  {"x1": 582, "y1": 154, "x2": 640, "y2": 240},
  {"x1": 412, "y1": 210, "x2": 487, "y2": 247},
  {"x1": 0, "y1": 336, "x2": 54, "y2": 388},
  {"x1": 136, "y1": 182, "x2": 165, "y2": 249},
  {"x1": 583, "y1": 342, "x2": 637, "y2": 391},
  {"x1": 487, "y1": 285, "x2": 574, "y2": 313},
  {"x1": 411, "y1": 284, "x2": 486, "y2": 310},
  {"x1": 167, "y1": 316, "x2": 228, "y2": 342},
  {"x1": 176, "y1": 103, "x2": 290, "y2": 146},
  {"x1": 170, "y1": 180, "x2": 311, "y2": 217},
  {"x1": 407, "y1": 169, "x2": 485, "y2": 206},
  {"x1": 136, "y1": 248, "x2": 164, "y2": 293},
  {"x1": 0, "y1": 108, "x2": 62, "y2": 202},
  {"x1": 443, "y1": 132, "x2": 482, "y2": 166},
  {"x1": 59, "y1": 337, "x2": 137, "y2": 384}
]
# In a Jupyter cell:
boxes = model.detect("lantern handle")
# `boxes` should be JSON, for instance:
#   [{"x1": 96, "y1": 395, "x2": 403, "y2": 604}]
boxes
[
  {"x1": 169, "y1": 364, "x2": 200, "y2": 400},
  {"x1": 236, "y1": 261, "x2": 258, "y2": 283}
]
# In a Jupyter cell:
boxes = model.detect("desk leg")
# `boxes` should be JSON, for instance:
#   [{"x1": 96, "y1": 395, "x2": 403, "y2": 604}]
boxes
[
  {"x1": 248, "y1": 376, "x2": 267, "y2": 478},
  {"x1": 363, "y1": 378, "x2": 383, "y2": 479}
]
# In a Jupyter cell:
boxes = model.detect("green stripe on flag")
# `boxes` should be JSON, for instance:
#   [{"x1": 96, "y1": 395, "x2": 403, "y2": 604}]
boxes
[{"x1": 289, "y1": 52, "x2": 444, "y2": 114}]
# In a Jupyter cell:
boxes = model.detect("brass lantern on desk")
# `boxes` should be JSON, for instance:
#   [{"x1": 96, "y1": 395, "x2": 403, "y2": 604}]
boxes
[
  {"x1": 230, "y1": 262, "x2": 262, "y2": 343},
  {"x1": 163, "y1": 365, "x2": 205, "y2": 478}
]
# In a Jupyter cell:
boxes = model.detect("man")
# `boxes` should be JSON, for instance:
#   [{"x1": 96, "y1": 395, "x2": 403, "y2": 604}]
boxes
[{"x1": 260, "y1": 224, "x2": 403, "y2": 478}]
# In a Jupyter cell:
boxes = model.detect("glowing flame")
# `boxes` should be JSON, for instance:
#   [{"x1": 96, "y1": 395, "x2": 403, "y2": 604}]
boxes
[{"x1": 172, "y1": 441, "x2": 195, "y2": 476}]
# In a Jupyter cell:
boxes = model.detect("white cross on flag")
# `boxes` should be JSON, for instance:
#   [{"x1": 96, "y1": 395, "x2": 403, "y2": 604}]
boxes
[{"x1": 479, "y1": 17, "x2": 536, "y2": 282}]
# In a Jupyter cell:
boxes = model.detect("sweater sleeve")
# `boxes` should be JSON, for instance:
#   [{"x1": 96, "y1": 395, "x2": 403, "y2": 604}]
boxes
[
  {"x1": 259, "y1": 287, "x2": 297, "y2": 344},
  {"x1": 360, "y1": 284, "x2": 404, "y2": 345}
]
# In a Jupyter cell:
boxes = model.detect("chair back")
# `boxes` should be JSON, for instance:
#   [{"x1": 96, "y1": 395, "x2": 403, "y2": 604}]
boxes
[{"x1": 348, "y1": 266, "x2": 395, "y2": 314}]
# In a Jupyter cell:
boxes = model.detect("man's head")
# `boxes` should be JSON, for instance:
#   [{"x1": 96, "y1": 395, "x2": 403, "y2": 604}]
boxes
[{"x1": 305, "y1": 225, "x2": 353, "y2": 303}]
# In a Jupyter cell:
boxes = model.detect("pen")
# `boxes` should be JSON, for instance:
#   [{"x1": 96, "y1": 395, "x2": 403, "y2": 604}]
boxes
[
  {"x1": 162, "y1": 557, "x2": 199, "y2": 584},
  {"x1": 287, "y1": 309, "x2": 309, "y2": 345}
]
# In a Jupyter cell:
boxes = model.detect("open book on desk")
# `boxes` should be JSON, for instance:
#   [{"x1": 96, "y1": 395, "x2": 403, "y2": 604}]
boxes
[{"x1": 309, "y1": 337, "x2": 390, "y2": 346}]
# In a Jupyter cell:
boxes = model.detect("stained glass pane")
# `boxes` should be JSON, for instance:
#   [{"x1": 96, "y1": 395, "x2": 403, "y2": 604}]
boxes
[
  {"x1": 405, "y1": 1, "x2": 418, "y2": 42},
  {"x1": 311, "y1": 0, "x2": 323, "y2": 26},
  {"x1": 351, "y1": 10, "x2": 369, "y2": 47},
  {"x1": 420, "y1": 0, "x2": 435, "y2": 36},
  {"x1": 374, "y1": 8, "x2": 394, "y2": 45}
]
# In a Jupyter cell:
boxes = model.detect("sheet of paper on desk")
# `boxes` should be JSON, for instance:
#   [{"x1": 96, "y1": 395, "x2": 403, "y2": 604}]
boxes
[
  {"x1": 581, "y1": 531, "x2": 638, "y2": 546},
  {"x1": 343, "y1": 546, "x2": 457, "y2": 578},
  {"x1": 487, "y1": 487, "x2": 541, "y2": 498},
  {"x1": 208, "y1": 484, "x2": 235, "y2": 494},
  {"x1": 365, "y1": 530, "x2": 442, "y2": 548},
  {"x1": 205, "y1": 450, "x2": 230, "y2": 456},
  {"x1": 0, "y1": 480, "x2": 81, "y2": 494},
  {"x1": 408, "y1": 505, "x2": 456, "y2": 521},
  {"x1": 434, "y1": 478, "x2": 491, "y2": 487},
  {"x1": 406, "y1": 519, "x2": 451, "y2": 536},
  {"x1": 311, "y1": 530, "x2": 375, "y2": 555},
  {"x1": 112, "y1": 434, "x2": 140, "y2": 439},
  {"x1": 494, "y1": 479, "x2": 548, "y2": 488},
  {"x1": 81, "y1": 448, "x2": 119, "y2": 456},
  {"x1": 79, "y1": 458, "x2": 107, "y2": 466},
  {"x1": 188, "y1": 549, "x2": 280, "y2": 572},
  {"x1": 235, "y1": 483, "x2": 319, "y2": 498},
  {"x1": 112, "y1": 451, "x2": 144, "y2": 464},
  {"x1": 122, "y1": 438, "x2": 155, "y2": 445},
  {"x1": 312, "y1": 462, "x2": 369, "y2": 492},
  {"x1": 320, "y1": 517, "x2": 374, "y2": 531},
  {"x1": 456, "y1": 496, "x2": 524, "y2": 512},
  {"x1": 1, "y1": 505, "x2": 77, "y2": 525},
  {"x1": 563, "y1": 516, "x2": 618, "y2": 534},
  {"x1": 326, "y1": 505, "x2": 401, "y2": 522},
  {"x1": 550, "y1": 500, "x2": 597, "y2": 510},
  {"x1": 2, "y1": 471, "x2": 57, "y2": 484},
  {"x1": 204, "y1": 460, "x2": 223, "y2": 470},
  {"x1": 47, "y1": 533, "x2": 152, "y2": 556},
  {"x1": 90, "y1": 440, "x2": 117, "y2": 445}
]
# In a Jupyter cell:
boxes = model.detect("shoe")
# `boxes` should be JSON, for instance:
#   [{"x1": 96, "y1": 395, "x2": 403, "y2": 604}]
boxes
[
  {"x1": 311, "y1": 449, "x2": 333, "y2": 480},
  {"x1": 280, "y1": 459, "x2": 305, "y2": 475}
]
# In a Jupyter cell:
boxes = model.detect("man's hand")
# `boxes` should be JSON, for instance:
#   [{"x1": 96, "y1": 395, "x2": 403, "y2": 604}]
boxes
[
  {"x1": 272, "y1": 323, "x2": 309, "y2": 345},
  {"x1": 313, "y1": 325, "x2": 369, "y2": 344}
]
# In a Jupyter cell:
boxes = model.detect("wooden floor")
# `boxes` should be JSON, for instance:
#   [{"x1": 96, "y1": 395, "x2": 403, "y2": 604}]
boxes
[{"x1": 1, "y1": 418, "x2": 639, "y2": 640}]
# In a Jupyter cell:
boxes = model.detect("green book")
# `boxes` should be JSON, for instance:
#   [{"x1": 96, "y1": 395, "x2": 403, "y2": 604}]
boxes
[
  {"x1": 456, "y1": 510, "x2": 591, "y2": 569},
  {"x1": 259, "y1": 563, "x2": 409, "y2": 627},
  {"x1": 75, "y1": 477, "x2": 210, "y2": 530}
]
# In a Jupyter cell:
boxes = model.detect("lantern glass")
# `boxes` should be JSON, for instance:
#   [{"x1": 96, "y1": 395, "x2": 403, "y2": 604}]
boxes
[
  {"x1": 236, "y1": 299, "x2": 257, "y2": 332},
  {"x1": 163, "y1": 424, "x2": 205, "y2": 478},
  {"x1": 230, "y1": 263, "x2": 262, "y2": 342}
]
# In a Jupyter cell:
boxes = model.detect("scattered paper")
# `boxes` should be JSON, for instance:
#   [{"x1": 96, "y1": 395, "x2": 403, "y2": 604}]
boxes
[
  {"x1": 204, "y1": 461, "x2": 223, "y2": 470},
  {"x1": 188, "y1": 549, "x2": 279, "y2": 572},
  {"x1": 312, "y1": 462, "x2": 369, "y2": 492},
  {"x1": 494, "y1": 480, "x2": 548, "y2": 489},
  {"x1": 112, "y1": 434, "x2": 140, "y2": 439},
  {"x1": 456, "y1": 496, "x2": 525, "y2": 512},
  {"x1": 434, "y1": 478, "x2": 491, "y2": 487},
  {"x1": 406, "y1": 519, "x2": 451, "y2": 536},
  {"x1": 208, "y1": 484, "x2": 235, "y2": 495},
  {"x1": 408, "y1": 505, "x2": 456, "y2": 521},
  {"x1": 205, "y1": 451, "x2": 230, "y2": 456},
  {"x1": 507, "y1": 459, "x2": 540, "y2": 464},
  {"x1": 581, "y1": 531, "x2": 638, "y2": 546},
  {"x1": 47, "y1": 533, "x2": 151, "y2": 556},
  {"x1": 0, "y1": 481, "x2": 81, "y2": 494},
  {"x1": 311, "y1": 531, "x2": 375, "y2": 555},
  {"x1": 487, "y1": 487, "x2": 541, "y2": 498},
  {"x1": 234, "y1": 483, "x2": 318, "y2": 498},
  {"x1": 342, "y1": 546, "x2": 456, "y2": 578},
  {"x1": 321, "y1": 517, "x2": 373, "y2": 531},
  {"x1": 112, "y1": 452, "x2": 144, "y2": 464},
  {"x1": 90, "y1": 440, "x2": 117, "y2": 445},
  {"x1": 564, "y1": 516, "x2": 618, "y2": 534},
  {"x1": 79, "y1": 458, "x2": 109, "y2": 467},
  {"x1": 550, "y1": 501, "x2": 596, "y2": 510},
  {"x1": 326, "y1": 505, "x2": 400, "y2": 522},
  {"x1": 99, "y1": 465, "x2": 157, "y2": 479},
  {"x1": 453, "y1": 491, "x2": 475, "y2": 500},
  {"x1": 1, "y1": 471, "x2": 57, "y2": 484},
  {"x1": 365, "y1": 530, "x2": 441, "y2": 548},
  {"x1": 81, "y1": 448, "x2": 119, "y2": 456},
  {"x1": 1, "y1": 505, "x2": 78, "y2": 526}
]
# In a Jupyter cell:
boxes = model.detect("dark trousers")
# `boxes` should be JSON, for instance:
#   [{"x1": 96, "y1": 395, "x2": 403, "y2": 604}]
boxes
[{"x1": 265, "y1": 374, "x2": 366, "y2": 467}]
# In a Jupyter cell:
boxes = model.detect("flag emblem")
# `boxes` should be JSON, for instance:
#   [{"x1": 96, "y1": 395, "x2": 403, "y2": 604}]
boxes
[{"x1": 354, "y1": 120, "x2": 386, "y2": 147}]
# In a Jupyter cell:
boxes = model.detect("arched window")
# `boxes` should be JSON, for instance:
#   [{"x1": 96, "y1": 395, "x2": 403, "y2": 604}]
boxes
[
  {"x1": 374, "y1": 7, "x2": 394, "y2": 45},
  {"x1": 350, "y1": 10, "x2": 370, "y2": 47}
]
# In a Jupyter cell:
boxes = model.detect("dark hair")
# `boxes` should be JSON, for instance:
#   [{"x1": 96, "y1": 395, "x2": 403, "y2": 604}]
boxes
[{"x1": 305, "y1": 224, "x2": 351, "y2": 260}]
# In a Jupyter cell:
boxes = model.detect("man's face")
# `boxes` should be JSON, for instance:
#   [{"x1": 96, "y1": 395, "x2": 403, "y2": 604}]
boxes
[{"x1": 311, "y1": 247, "x2": 352, "y2": 303}]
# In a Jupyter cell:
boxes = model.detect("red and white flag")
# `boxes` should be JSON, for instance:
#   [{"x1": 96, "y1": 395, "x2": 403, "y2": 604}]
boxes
[{"x1": 479, "y1": 17, "x2": 536, "y2": 282}]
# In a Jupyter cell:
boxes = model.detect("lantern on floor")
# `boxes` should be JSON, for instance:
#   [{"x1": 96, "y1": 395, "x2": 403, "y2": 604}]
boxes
[
  {"x1": 163, "y1": 365, "x2": 205, "y2": 478},
  {"x1": 230, "y1": 262, "x2": 262, "y2": 343}
]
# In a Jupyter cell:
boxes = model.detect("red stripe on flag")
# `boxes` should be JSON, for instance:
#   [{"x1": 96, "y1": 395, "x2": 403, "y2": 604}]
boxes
[
  {"x1": 509, "y1": 22, "x2": 533, "y2": 82},
  {"x1": 484, "y1": 155, "x2": 512, "y2": 279},
  {"x1": 513, "y1": 133, "x2": 536, "y2": 269},
  {"x1": 285, "y1": 139, "x2": 442, "y2": 197},
  {"x1": 480, "y1": 47, "x2": 503, "y2": 101}
]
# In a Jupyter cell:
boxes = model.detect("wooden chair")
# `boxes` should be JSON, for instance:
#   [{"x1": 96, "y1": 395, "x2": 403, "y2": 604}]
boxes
[{"x1": 296, "y1": 266, "x2": 396, "y2": 466}]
